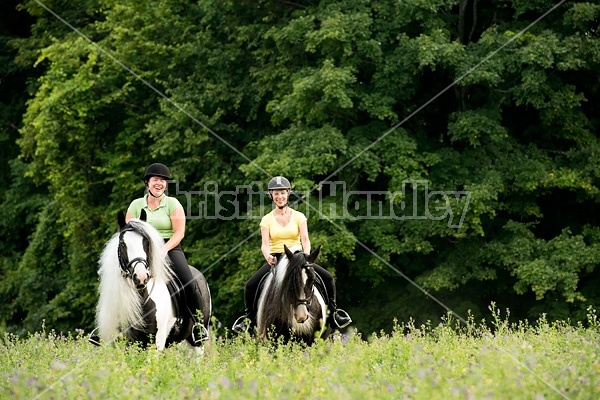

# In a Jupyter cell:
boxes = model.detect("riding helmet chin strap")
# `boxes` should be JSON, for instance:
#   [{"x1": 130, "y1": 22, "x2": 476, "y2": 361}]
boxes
[
  {"x1": 145, "y1": 180, "x2": 166, "y2": 199},
  {"x1": 147, "y1": 186, "x2": 162, "y2": 199}
]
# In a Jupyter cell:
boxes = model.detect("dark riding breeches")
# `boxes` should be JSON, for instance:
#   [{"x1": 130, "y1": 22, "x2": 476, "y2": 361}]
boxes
[
  {"x1": 244, "y1": 262, "x2": 271, "y2": 311},
  {"x1": 313, "y1": 264, "x2": 335, "y2": 303},
  {"x1": 166, "y1": 242, "x2": 201, "y2": 321}
]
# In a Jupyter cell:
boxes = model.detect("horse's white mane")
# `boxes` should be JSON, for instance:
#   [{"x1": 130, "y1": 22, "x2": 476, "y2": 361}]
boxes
[{"x1": 95, "y1": 219, "x2": 175, "y2": 342}]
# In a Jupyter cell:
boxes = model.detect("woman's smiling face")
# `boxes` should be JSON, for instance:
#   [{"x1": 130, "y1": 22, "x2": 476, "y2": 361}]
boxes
[
  {"x1": 147, "y1": 176, "x2": 167, "y2": 196},
  {"x1": 271, "y1": 189, "x2": 289, "y2": 207}
]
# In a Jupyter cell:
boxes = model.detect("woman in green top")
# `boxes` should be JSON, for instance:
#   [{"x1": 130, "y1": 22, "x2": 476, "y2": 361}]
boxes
[{"x1": 126, "y1": 163, "x2": 206, "y2": 344}]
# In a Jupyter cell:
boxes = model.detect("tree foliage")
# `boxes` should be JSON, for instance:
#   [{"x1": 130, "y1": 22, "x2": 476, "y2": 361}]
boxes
[{"x1": 1, "y1": 0, "x2": 600, "y2": 335}]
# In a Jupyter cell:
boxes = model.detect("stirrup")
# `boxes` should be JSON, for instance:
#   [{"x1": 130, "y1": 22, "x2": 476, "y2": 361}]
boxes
[
  {"x1": 333, "y1": 309, "x2": 352, "y2": 329},
  {"x1": 192, "y1": 323, "x2": 209, "y2": 345},
  {"x1": 88, "y1": 328, "x2": 101, "y2": 346},
  {"x1": 232, "y1": 314, "x2": 250, "y2": 334}
]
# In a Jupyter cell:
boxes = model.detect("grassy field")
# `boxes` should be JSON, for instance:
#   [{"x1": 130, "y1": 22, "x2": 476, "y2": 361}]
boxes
[{"x1": 1, "y1": 307, "x2": 599, "y2": 399}]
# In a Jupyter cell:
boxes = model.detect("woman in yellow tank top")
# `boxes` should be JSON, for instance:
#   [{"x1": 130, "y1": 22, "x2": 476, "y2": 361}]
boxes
[{"x1": 232, "y1": 176, "x2": 352, "y2": 333}]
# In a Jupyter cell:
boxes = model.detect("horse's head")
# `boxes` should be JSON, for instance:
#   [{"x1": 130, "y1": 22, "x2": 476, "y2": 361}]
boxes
[
  {"x1": 283, "y1": 244, "x2": 321, "y2": 324},
  {"x1": 118, "y1": 221, "x2": 153, "y2": 289}
]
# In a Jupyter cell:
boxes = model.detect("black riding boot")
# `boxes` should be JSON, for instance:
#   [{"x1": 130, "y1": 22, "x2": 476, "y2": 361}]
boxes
[
  {"x1": 233, "y1": 272, "x2": 265, "y2": 334},
  {"x1": 313, "y1": 264, "x2": 352, "y2": 329},
  {"x1": 187, "y1": 283, "x2": 209, "y2": 345},
  {"x1": 320, "y1": 275, "x2": 352, "y2": 329}
]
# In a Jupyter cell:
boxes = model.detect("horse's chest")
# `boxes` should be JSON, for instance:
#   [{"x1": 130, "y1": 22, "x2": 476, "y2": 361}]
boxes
[{"x1": 141, "y1": 297, "x2": 158, "y2": 333}]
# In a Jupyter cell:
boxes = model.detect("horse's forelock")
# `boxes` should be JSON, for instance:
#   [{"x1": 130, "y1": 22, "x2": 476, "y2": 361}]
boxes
[
  {"x1": 282, "y1": 252, "x2": 308, "y2": 303},
  {"x1": 123, "y1": 220, "x2": 149, "y2": 240},
  {"x1": 122, "y1": 220, "x2": 173, "y2": 284},
  {"x1": 285, "y1": 251, "x2": 308, "y2": 276}
]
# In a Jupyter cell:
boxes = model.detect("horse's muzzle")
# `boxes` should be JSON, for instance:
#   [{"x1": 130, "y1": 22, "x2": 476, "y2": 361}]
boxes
[
  {"x1": 132, "y1": 263, "x2": 150, "y2": 289},
  {"x1": 134, "y1": 279, "x2": 147, "y2": 289},
  {"x1": 295, "y1": 304, "x2": 309, "y2": 323}
]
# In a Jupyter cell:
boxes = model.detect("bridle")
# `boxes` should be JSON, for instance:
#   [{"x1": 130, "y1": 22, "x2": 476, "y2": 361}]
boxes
[
  {"x1": 294, "y1": 264, "x2": 314, "y2": 308},
  {"x1": 117, "y1": 226, "x2": 152, "y2": 285}
]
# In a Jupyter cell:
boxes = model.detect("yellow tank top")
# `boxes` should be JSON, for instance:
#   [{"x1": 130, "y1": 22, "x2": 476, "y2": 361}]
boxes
[{"x1": 260, "y1": 209, "x2": 307, "y2": 253}]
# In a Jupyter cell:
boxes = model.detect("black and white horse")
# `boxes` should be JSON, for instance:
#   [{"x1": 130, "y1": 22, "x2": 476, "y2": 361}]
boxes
[
  {"x1": 95, "y1": 213, "x2": 211, "y2": 351},
  {"x1": 256, "y1": 244, "x2": 331, "y2": 344}
]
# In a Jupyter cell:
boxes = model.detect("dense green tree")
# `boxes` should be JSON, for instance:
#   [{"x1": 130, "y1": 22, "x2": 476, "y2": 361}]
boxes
[
  {"x1": 2, "y1": 0, "x2": 599, "y2": 335},
  {"x1": 0, "y1": 1, "x2": 48, "y2": 334}
]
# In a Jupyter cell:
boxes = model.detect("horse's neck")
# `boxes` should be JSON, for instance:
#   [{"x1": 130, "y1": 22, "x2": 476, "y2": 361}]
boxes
[{"x1": 274, "y1": 258, "x2": 289, "y2": 287}]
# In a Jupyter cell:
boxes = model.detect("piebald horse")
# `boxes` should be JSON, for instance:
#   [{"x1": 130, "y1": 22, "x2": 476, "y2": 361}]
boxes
[
  {"x1": 94, "y1": 212, "x2": 211, "y2": 350},
  {"x1": 256, "y1": 245, "x2": 331, "y2": 344}
]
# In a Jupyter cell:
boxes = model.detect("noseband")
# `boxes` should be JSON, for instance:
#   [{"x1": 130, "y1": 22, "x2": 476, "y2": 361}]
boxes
[
  {"x1": 117, "y1": 226, "x2": 152, "y2": 284},
  {"x1": 296, "y1": 297, "x2": 312, "y2": 307}
]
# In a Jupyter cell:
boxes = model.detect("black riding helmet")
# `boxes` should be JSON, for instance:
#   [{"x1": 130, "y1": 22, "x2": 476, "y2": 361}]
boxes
[{"x1": 143, "y1": 163, "x2": 171, "y2": 182}]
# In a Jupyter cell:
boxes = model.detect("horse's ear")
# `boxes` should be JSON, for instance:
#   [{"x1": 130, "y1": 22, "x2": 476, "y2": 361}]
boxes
[
  {"x1": 118, "y1": 211, "x2": 126, "y2": 230},
  {"x1": 283, "y1": 244, "x2": 294, "y2": 261},
  {"x1": 307, "y1": 245, "x2": 321, "y2": 263},
  {"x1": 140, "y1": 209, "x2": 147, "y2": 221}
]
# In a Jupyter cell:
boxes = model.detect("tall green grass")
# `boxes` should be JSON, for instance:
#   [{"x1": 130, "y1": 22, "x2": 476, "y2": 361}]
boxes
[{"x1": 2, "y1": 306, "x2": 599, "y2": 399}]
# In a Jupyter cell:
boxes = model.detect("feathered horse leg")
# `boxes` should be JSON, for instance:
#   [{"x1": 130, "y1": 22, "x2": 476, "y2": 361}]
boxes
[{"x1": 150, "y1": 280, "x2": 177, "y2": 350}]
